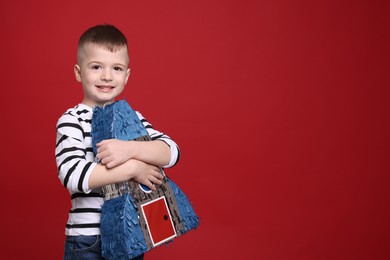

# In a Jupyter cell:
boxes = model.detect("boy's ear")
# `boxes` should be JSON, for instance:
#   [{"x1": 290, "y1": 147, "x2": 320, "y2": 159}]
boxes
[
  {"x1": 74, "y1": 64, "x2": 82, "y2": 82},
  {"x1": 125, "y1": 68, "x2": 131, "y2": 84}
]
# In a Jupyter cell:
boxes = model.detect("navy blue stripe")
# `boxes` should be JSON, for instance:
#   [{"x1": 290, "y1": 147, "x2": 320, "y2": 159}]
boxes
[
  {"x1": 78, "y1": 162, "x2": 92, "y2": 191},
  {"x1": 58, "y1": 155, "x2": 85, "y2": 173},
  {"x1": 56, "y1": 147, "x2": 86, "y2": 158},
  {"x1": 64, "y1": 161, "x2": 80, "y2": 188},
  {"x1": 71, "y1": 192, "x2": 103, "y2": 199},
  {"x1": 57, "y1": 122, "x2": 83, "y2": 133},
  {"x1": 56, "y1": 135, "x2": 67, "y2": 148},
  {"x1": 76, "y1": 109, "x2": 90, "y2": 115},
  {"x1": 66, "y1": 223, "x2": 100, "y2": 229},
  {"x1": 69, "y1": 208, "x2": 101, "y2": 213}
]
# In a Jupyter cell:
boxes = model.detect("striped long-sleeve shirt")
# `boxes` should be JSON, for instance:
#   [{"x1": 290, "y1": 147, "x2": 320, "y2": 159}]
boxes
[{"x1": 55, "y1": 103, "x2": 180, "y2": 236}]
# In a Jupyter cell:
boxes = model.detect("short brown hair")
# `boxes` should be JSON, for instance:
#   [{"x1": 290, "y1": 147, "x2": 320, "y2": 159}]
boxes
[{"x1": 77, "y1": 24, "x2": 128, "y2": 63}]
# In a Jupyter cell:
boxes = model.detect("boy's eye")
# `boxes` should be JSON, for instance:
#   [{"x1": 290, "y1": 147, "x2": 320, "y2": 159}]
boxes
[
  {"x1": 92, "y1": 65, "x2": 101, "y2": 70},
  {"x1": 114, "y1": 66, "x2": 123, "y2": 71}
]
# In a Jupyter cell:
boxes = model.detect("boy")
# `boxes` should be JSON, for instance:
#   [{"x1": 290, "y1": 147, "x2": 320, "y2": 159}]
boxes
[{"x1": 55, "y1": 24, "x2": 180, "y2": 259}]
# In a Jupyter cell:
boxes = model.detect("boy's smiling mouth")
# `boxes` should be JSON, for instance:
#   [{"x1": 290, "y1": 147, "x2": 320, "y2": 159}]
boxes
[{"x1": 97, "y1": 85, "x2": 115, "y2": 91}]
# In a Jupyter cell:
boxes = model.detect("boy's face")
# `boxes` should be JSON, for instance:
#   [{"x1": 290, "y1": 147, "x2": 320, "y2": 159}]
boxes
[{"x1": 74, "y1": 43, "x2": 130, "y2": 107}]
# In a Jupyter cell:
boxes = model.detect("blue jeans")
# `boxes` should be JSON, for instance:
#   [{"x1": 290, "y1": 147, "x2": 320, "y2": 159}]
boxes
[{"x1": 64, "y1": 235, "x2": 144, "y2": 260}]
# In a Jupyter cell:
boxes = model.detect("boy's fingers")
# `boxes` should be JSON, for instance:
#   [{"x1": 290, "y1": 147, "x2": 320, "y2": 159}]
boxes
[
  {"x1": 152, "y1": 167, "x2": 164, "y2": 179},
  {"x1": 146, "y1": 181, "x2": 156, "y2": 191},
  {"x1": 150, "y1": 176, "x2": 162, "y2": 186},
  {"x1": 97, "y1": 139, "x2": 112, "y2": 146},
  {"x1": 154, "y1": 171, "x2": 164, "y2": 180}
]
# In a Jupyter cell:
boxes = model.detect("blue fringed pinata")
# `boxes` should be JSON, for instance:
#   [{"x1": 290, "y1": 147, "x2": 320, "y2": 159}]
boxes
[{"x1": 91, "y1": 100, "x2": 199, "y2": 260}]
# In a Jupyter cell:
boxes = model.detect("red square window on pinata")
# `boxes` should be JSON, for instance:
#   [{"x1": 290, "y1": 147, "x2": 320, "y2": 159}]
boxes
[{"x1": 141, "y1": 196, "x2": 177, "y2": 246}]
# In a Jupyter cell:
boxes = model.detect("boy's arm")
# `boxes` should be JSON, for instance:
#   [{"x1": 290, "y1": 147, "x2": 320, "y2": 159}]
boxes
[
  {"x1": 55, "y1": 113, "x2": 162, "y2": 194},
  {"x1": 88, "y1": 159, "x2": 163, "y2": 190},
  {"x1": 96, "y1": 111, "x2": 180, "y2": 169},
  {"x1": 96, "y1": 139, "x2": 170, "y2": 169}
]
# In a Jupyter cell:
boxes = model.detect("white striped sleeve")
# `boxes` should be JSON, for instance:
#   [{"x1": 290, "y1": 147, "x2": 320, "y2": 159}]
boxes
[
  {"x1": 136, "y1": 111, "x2": 181, "y2": 168},
  {"x1": 55, "y1": 113, "x2": 96, "y2": 193}
]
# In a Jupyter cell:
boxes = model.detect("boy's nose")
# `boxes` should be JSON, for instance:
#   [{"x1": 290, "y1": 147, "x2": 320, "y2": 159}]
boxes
[{"x1": 101, "y1": 69, "x2": 112, "y2": 81}]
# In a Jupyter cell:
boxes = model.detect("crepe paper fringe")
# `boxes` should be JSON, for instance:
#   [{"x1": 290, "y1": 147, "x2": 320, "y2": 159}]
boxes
[
  {"x1": 91, "y1": 100, "x2": 148, "y2": 155},
  {"x1": 168, "y1": 180, "x2": 200, "y2": 232},
  {"x1": 100, "y1": 194, "x2": 147, "y2": 260}
]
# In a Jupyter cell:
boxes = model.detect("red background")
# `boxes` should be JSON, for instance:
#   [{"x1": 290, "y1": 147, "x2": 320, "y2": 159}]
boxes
[{"x1": 1, "y1": 0, "x2": 388, "y2": 259}]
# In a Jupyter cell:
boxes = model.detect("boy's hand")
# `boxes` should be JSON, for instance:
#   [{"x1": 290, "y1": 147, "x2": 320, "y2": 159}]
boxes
[
  {"x1": 97, "y1": 139, "x2": 135, "y2": 168},
  {"x1": 127, "y1": 160, "x2": 164, "y2": 191}
]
